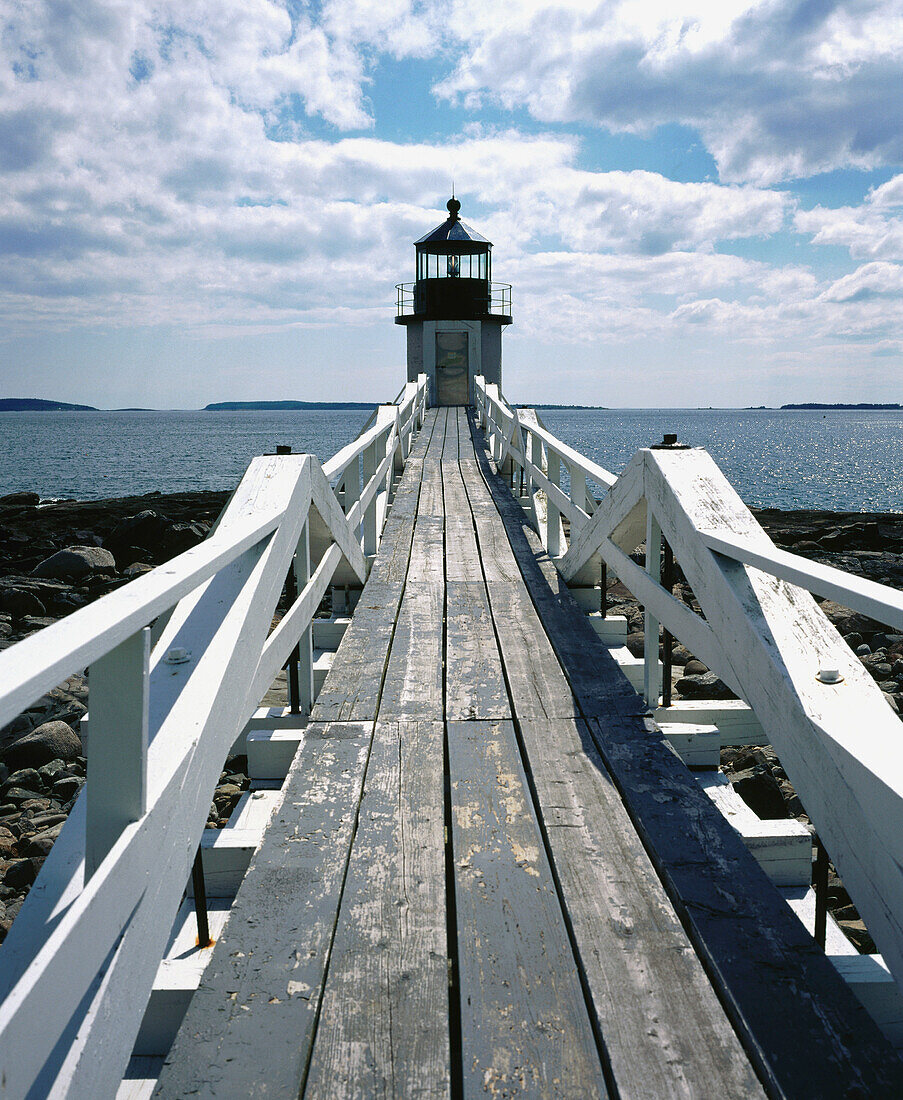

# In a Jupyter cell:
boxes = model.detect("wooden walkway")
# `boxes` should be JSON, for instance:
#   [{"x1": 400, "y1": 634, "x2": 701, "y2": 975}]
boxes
[{"x1": 155, "y1": 408, "x2": 902, "y2": 1098}]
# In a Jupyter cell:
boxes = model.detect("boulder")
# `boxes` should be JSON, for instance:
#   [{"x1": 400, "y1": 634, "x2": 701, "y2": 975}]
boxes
[
  {"x1": 32, "y1": 546, "x2": 116, "y2": 580},
  {"x1": 104, "y1": 510, "x2": 168, "y2": 556},
  {"x1": 731, "y1": 766, "x2": 788, "y2": 820},
  {"x1": 683, "y1": 659, "x2": 709, "y2": 676},
  {"x1": 675, "y1": 671, "x2": 735, "y2": 699},
  {"x1": 3, "y1": 858, "x2": 36, "y2": 889},
  {"x1": 624, "y1": 631, "x2": 645, "y2": 658},
  {"x1": 123, "y1": 562, "x2": 154, "y2": 579},
  {"x1": 0, "y1": 588, "x2": 46, "y2": 618},
  {"x1": 0, "y1": 492, "x2": 39, "y2": 508},
  {"x1": 2, "y1": 721, "x2": 82, "y2": 770}
]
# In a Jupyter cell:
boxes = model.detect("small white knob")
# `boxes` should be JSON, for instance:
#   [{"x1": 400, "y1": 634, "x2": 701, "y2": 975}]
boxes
[
  {"x1": 163, "y1": 647, "x2": 191, "y2": 665},
  {"x1": 816, "y1": 668, "x2": 843, "y2": 684}
]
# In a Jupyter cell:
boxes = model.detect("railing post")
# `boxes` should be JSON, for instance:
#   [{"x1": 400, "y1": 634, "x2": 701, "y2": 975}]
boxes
[
  {"x1": 344, "y1": 458, "x2": 361, "y2": 538},
  {"x1": 85, "y1": 626, "x2": 150, "y2": 879},
  {"x1": 547, "y1": 448, "x2": 561, "y2": 557},
  {"x1": 568, "y1": 462, "x2": 588, "y2": 542},
  {"x1": 644, "y1": 510, "x2": 662, "y2": 708},
  {"x1": 294, "y1": 522, "x2": 314, "y2": 714},
  {"x1": 363, "y1": 439, "x2": 378, "y2": 556}
]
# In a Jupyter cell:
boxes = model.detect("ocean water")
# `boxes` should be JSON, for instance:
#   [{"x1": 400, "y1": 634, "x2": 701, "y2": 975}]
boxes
[{"x1": 0, "y1": 407, "x2": 900, "y2": 512}]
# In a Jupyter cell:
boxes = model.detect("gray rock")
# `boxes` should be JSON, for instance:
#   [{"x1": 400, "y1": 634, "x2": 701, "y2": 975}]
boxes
[
  {"x1": 0, "y1": 491, "x2": 39, "y2": 507},
  {"x1": 1, "y1": 787, "x2": 41, "y2": 805},
  {"x1": 624, "y1": 631, "x2": 645, "y2": 658},
  {"x1": 855, "y1": 643, "x2": 871, "y2": 657},
  {"x1": 2, "y1": 720, "x2": 82, "y2": 770},
  {"x1": 32, "y1": 545, "x2": 116, "y2": 580},
  {"x1": 123, "y1": 562, "x2": 154, "y2": 579},
  {"x1": 2, "y1": 768, "x2": 42, "y2": 794},
  {"x1": 24, "y1": 824, "x2": 63, "y2": 857},
  {"x1": 0, "y1": 588, "x2": 46, "y2": 618},
  {"x1": 52, "y1": 776, "x2": 82, "y2": 802},
  {"x1": 675, "y1": 671, "x2": 736, "y2": 699},
  {"x1": 670, "y1": 644, "x2": 693, "y2": 666},
  {"x1": 3, "y1": 858, "x2": 36, "y2": 889},
  {"x1": 683, "y1": 659, "x2": 709, "y2": 676},
  {"x1": 37, "y1": 760, "x2": 68, "y2": 785}
]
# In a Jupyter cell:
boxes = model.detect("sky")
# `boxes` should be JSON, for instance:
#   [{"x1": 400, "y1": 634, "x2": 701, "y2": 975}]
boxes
[{"x1": 1, "y1": 0, "x2": 902, "y2": 408}]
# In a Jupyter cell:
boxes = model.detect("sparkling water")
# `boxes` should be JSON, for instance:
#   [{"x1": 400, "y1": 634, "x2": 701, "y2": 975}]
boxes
[{"x1": 0, "y1": 406, "x2": 900, "y2": 511}]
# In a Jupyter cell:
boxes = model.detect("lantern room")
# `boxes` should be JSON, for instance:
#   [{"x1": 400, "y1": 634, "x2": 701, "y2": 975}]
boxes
[{"x1": 396, "y1": 197, "x2": 512, "y2": 406}]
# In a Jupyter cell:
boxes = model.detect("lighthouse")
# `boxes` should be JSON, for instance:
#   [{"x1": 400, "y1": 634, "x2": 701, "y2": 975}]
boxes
[{"x1": 395, "y1": 197, "x2": 512, "y2": 406}]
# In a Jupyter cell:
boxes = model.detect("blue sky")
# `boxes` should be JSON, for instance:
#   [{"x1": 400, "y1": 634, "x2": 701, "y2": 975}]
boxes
[{"x1": 1, "y1": 0, "x2": 902, "y2": 407}]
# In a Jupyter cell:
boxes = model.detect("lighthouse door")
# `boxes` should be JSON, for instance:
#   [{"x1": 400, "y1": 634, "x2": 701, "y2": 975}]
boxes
[{"x1": 436, "y1": 331, "x2": 468, "y2": 405}]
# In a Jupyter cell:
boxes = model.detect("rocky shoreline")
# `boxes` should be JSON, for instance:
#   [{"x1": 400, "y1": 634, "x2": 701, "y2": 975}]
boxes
[{"x1": 0, "y1": 489, "x2": 901, "y2": 949}]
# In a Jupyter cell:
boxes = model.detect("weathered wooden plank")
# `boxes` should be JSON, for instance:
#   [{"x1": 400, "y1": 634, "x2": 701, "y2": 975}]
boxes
[
  {"x1": 446, "y1": 719, "x2": 608, "y2": 1099},
  {"x1": 303, "y1": 720, "x2": 449, "y2": 1099},
  {"x1": 378, "y1": 416, "x2": 447, "y2": 720},
  {"x1": 311, "y1": 411, "x2": 437, "y2": 722},
  {"x1": 445, "y1": 582, "x2": 510, "y2": 721},
  {"x1": 457, "y1": 426, "x2": 580, "y2": 720},
  {"x1": 467, "y1": 411, "x2": 903, "y2": 1097},
  {"x1": 443, "y1": 413, "x2": 510, "y2": 721},
  {"x1": 416, "y1": 406, "x2": 447, "y2": 517},
  {"x1": 517, "y1": 718, "x2": 764, "y2": 1099},
  {"x1": 379, "y1": 516, "x2": 444, "y2": 720},
  {"x1": 463, "y1": 410, "x2": 653, "y2": 721},
  {"x1": 154, "y1": 722, "x2": 375, "y2": 1099}
]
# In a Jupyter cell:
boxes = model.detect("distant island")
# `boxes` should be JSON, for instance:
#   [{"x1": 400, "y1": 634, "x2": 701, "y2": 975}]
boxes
[
  {"x1": 204, "y1": 400, "x2": 377, "y2": 411},
  {"x1": 0, "y1": 398, "x2": 98, "y2": 412},
  {"x1": 781, "y1": 402, "x2": 902, "y2": 410},
  {"x1": 529, "y1": 404, "x2": 609, "y2": 410}
]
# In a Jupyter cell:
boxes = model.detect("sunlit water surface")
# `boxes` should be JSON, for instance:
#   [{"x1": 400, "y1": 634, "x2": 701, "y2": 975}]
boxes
[{"x1": 0, "y1": 407, "x2": 899, "y2": 511}]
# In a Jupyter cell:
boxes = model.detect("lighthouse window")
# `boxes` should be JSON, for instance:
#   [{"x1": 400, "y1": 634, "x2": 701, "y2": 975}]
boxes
[{"x1": 417, "y1": 249, "x2": 489, "y2": 279}]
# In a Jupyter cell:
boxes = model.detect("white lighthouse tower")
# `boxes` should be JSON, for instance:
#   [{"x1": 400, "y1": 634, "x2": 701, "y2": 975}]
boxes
[{"x1": 395, "y1": 197, "x2": 512, "y2": 406}]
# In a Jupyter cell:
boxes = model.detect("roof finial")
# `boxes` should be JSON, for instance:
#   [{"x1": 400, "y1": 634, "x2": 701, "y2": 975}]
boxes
[{"x1": 447, "y1": 190, "x2": 461, "y2": 221}]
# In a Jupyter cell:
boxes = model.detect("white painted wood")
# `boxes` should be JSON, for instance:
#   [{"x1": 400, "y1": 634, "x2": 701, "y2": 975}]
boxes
[
  {"x1": 587, "y1": 613, "x2": 628, "y2": 641},
  {"x1": 0, "y1": 511, "x2": 281, "y2": 731},
  {"x1": 294, "y1": 521, "x2": 315, "y2": 715},
  {"x1": 780, "y1": 887, "x2": 857, "y2": 956},
  {"x1": 569, "y1": 585, "x2": 603, "y2": 612},
  {"x1": 607, "y1": 645, "x2": 662, "y2": 693},
  {"x1": 644, "y1": 509, "x2": 662, "y2": 707},
  {"x1": 243, "y1": 705, "x2": 309, "y2": 731},
  {"x1": 247, "y1": 726, "x2": 306, "y2": 780},
  {"x1": 830, "y1": 956, "x2": 903, "y2": 1048},
  {"x1": 658, "y1": 723, "x2": 721, "y2": 767},
  {"x1": 133, "y1": 899, "x2": 232, "y2": 1057},
  {"x1": 642, "y1": 446, "x2": 903, "y2": 987},
  {"x1": 703, "y1": 530, "x2": 903, "y2": 633},
  {"x1": 697, "y1": 771, "x2": 812, "y2": 886},
  {"x1": 117, "y1": 1058, "x2": 163, "y2": 1100},
  {"x1": 312, "y1": 616, "x2": 351, "y2": 649},
  {"x1": 0, "y1": 376, "x2": 429, "y2": 1100},
  {"x1": 653, "y1": 700, "x2": 766, "y2": 744},
  {"x1": 85, "y1": 627, "x2": 150, "y2": 879}
]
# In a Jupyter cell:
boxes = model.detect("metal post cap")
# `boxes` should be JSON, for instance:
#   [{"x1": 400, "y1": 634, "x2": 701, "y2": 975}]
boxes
[{"x1": 651, "y1": 434, "x2": 690, "y2": 450}]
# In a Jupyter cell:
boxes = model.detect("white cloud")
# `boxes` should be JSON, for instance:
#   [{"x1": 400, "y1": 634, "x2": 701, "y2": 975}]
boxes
[
  {"x1": 795, "y1": 175, "x2": 903, "y2": 260},
  {"x1": 435, "y1": 0, "x2": 903, "y2": 184}
]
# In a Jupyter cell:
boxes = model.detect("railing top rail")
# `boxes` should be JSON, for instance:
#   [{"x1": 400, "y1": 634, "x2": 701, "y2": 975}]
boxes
[
  {"x1": 703, "y1": 530, "x2": 903, "y2": 632},
  {"x1": 476, "y1": 377, "x2": 617, "y2": 490},
  {"x1": 0, "y1": 506, "x2": 287, "y2": 733},
  {"x1": 516, "y1": 413, "x2": 617, "y2": 490},
  {"x1": 329, "y1": 378, "x2": 425, "y2": 481}
]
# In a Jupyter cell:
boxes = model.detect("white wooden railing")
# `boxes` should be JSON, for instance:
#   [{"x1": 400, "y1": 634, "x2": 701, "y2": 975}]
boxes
[
  {"x1": 0, "y1": 376, "x2": 427, "y2": 1098},
  {"x1": 475, "y1": 375, "x2": 903, "y2": 994}
]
